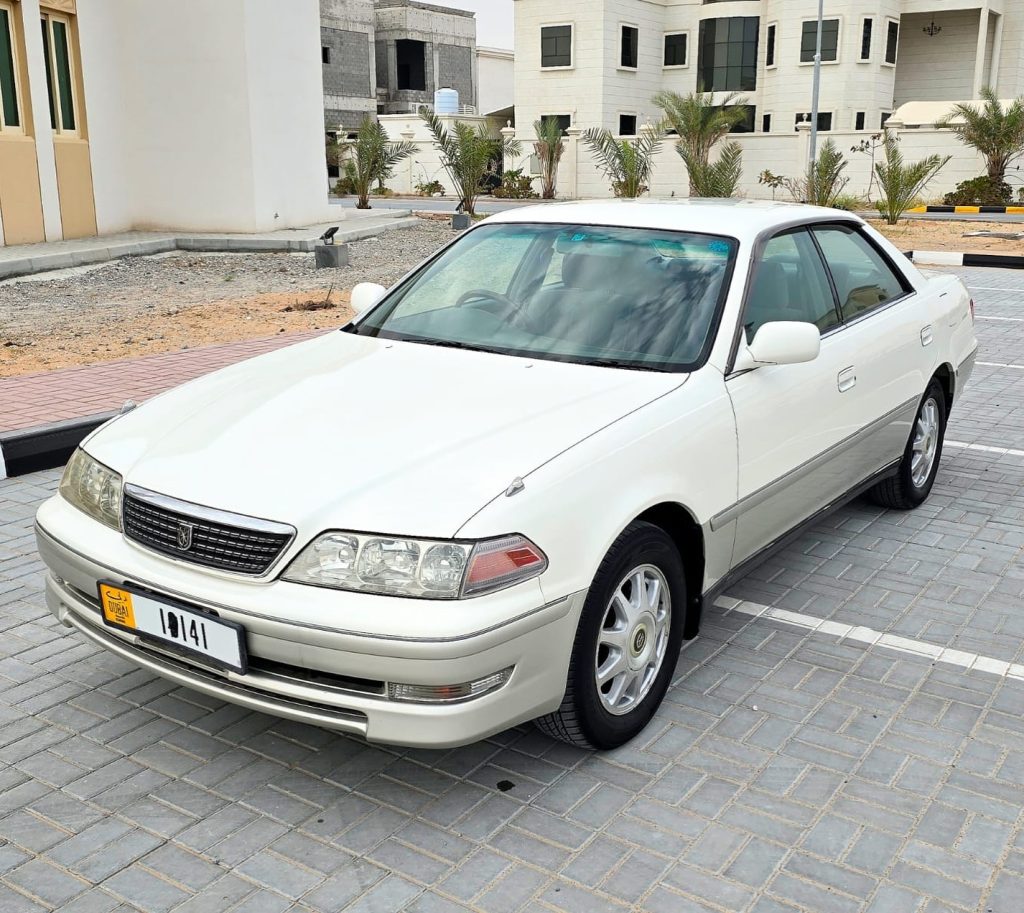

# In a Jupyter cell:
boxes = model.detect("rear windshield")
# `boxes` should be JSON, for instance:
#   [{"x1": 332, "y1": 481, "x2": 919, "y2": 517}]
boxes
[{"x1": 349, "y1": 222, "x2": 738, "y2": 371}]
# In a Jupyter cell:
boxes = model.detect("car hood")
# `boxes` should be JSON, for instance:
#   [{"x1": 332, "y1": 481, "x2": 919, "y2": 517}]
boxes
[{"x1": 86, "y1": 331, "x2": 686, "y2": 538}]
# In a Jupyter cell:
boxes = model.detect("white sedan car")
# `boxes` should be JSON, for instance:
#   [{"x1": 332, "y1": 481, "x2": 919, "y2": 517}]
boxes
[{"x1": 36, "y1": 201, "x2": 978, "y2": 749}]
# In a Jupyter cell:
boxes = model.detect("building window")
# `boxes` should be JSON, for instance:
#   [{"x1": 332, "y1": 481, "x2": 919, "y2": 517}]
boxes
[
  {"x1": 0, "y1": 1, "x2": 23, "y2": 132},
  {"x1": 396, "y1": 39, "x2": 426, "y2": 91},
  {"x1": 855, "y1": 111, "x2": 865, "y2": 130},
  {"x1": 765, "y1": 23, "x2": 776, "y2": 67},
  {"x1": 620, "y1": 25, "x2": 638, "y2": 69},
  {"x1": 322, "y1": 46, "x2": 331, "y2": 65},
  {"x1": 762, "y1": 113, "x2": 771, "y2": 133},
  {"x1": 541, "y1": 114, "x2": 571, "y2": 135},
  {"x1": 801, "y1": 19, "x2": 839, "y2": 63},
  {"x1": 885, "y1": 20, "x2": 899, "y2": 65},
  {"x1": 725, "y1": 105, "x2": 756, "y2": 133},
  {"x1": 41, "y1": 11, "x2": 77, "y2": 132},
  {"x1": 541, "y1": 25, "x2": 572, "y2": 68},
  {"x1": 698, "y1": 17, "x2": 759, "y2": 92},
  {"x1": 664, "y1": 32, "x2": 687, "y2": 67},
  {"x1": 796, "y1": 112, "x2": 832, "y2": 131},
  {"x1": 618, "y1": 114, "x2": 637, "y2": 136},
  {"x1": 860, "y1": 18, "x2": 872, "y2": 60},
  {"x1": 881, "y1": 111, "x2": 892, "y2": 128}
]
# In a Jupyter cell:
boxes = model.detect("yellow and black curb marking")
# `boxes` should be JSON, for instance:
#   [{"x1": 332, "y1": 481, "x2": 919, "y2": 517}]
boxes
[
  {"x1": 910, "y1": 205, "x2": 1024, "y2": 214},
  {"x1": 904, "y1": 250, "x2": 1024, "y2": 270}
]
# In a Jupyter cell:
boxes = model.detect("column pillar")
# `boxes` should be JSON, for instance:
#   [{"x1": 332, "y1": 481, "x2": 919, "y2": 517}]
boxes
[
  {"x1": 972, "y1": 5, "x2": 991, "y2": 97},
  {"x1": 989, "y1": 12, "x2": 1004, "y2": 92}
]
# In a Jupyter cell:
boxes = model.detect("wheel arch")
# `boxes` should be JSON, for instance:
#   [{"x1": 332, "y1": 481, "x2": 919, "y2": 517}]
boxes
[
  {"x1": 932, "y1": 362, "x2": 955, "y2": 412},
  {"x1": 635, "y1": 501, "x2": 706, "y2": 639}
]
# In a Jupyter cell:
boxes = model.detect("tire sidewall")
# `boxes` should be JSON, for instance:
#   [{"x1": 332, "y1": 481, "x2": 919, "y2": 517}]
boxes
[
  {"x1": 569, "y1": 523, "x2": 687, "y2": 749},
  {"x1": 902, "y1": 380, "x2": 947, "y2": 504}
]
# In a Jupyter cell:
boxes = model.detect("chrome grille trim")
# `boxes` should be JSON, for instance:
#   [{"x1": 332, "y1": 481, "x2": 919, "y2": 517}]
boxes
[{"x1": 122, "y1": 484, "x2": 295, "y2": 576}]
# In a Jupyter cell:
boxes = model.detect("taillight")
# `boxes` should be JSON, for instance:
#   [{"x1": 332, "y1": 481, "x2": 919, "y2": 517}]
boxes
[{"x1": 969, "y1": 298, "x2": 975, "y2": 323}]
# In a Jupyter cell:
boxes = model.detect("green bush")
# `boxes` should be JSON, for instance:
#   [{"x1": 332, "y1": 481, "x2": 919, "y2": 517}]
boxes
[
  {"x1": 492, "y1": 169, "x2": 539, "y2": 199},
  {"x1": 943, "y1": 175, "x2": 1012, "y2": 206},
  {"x1": 332, "y1": 160, "x2": 358, "y2": 196},
  {"x1": 830, "y1": 193, "x2": 868, "y2": 212},
  {"x1": 415, "y1": 179, "x2": 445, "y2": 196}
]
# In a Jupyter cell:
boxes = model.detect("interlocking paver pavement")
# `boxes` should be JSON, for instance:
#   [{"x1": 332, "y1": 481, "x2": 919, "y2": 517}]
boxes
[
  {"x1": 0, "y1": 332, "x2": 324, "y2": 434},
  {"x1": 0, "y1": 266, "x2": 1022, "y2": 911}
]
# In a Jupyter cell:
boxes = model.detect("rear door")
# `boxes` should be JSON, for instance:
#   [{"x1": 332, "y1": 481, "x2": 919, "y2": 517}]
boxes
[{"x1": 810, "y1": 223, "x2": 933, "y2": 475}]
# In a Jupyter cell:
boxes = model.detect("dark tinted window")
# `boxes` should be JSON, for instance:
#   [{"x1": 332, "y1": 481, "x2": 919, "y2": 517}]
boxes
[
  {"x1": 762, "y1": 113, "x2": 771, "y2": 133},
  {"x1": 855, "y1": 111, "x2": 865, "y2": 130},
  {"x1": 0, "y1": 8, "x2": 19, "y2": 129},
  {"x1": 744, "y1": 230, "x2": 839, "y2": 343},
  {"x1": 618, "y1": 114, "x2": 637, "y2": 136},
  {"x1": 664, "y1": 32, "x2": 687, "y2": 66},
  {"x1": 860, "y1": 18, "x2": 872, "y2": 59},
  {"x1": 885, "y1": 21, "x2": 899, "y2": 64},
  {"x1": 765, "y1": 23, "x2": 776, "y2": 66},
  {"x1": 541, "y1": 114, "x2": 571, "y2": 135},
  {"x1": 801, "y1": 19, "x2": 839, "y2": 63},
  {"x1": 812, "y1": 225, "x2": 909, "y2": 321},
  {"x1": 542, "y1": 25, "x2": 572, "y2": 67},
  {"x1": 698, "y1": 17, "x2": 759, "y2": 91},
  {"x1": 621, "y1": 26, "x2": 638, "y2": 68}
]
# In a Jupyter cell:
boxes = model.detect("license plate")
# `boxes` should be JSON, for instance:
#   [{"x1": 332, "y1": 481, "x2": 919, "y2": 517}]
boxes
[{"x1": 98, "y1": 582, "x2": 247, "y2": 674}]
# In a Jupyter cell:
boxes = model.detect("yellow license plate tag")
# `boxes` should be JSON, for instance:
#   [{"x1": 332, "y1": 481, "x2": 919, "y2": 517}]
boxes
[{"x1": 99, "y1": 584, "x2": 136, "y2": 629}]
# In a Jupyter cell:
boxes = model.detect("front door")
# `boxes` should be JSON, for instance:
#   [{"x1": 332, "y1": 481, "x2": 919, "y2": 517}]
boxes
[{"x1": 722, "y1": 227, "x2": 861, "y2": 567}]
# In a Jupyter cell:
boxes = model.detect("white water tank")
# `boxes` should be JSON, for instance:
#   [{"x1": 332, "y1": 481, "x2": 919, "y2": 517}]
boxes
[{"x1": 434, "y1": 88, "x2": 459, "y2": 115}]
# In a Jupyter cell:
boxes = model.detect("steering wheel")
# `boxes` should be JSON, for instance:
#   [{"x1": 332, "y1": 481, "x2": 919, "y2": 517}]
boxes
[{"x1": 455, "y1": 288, "x2": 519, "y2": 314}]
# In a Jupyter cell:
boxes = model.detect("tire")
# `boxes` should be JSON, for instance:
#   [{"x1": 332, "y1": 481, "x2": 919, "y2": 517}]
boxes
[
  {"x1": 535, "y1": 521, "x2": 686, "y2": 749},
  {"x1": 869, "y1": 379, "x2": 946, "y2": 510}
]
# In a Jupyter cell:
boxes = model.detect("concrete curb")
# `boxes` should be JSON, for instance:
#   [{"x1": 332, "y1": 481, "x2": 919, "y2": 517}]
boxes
[
  {"x1": 906, "y1": 250, "x2": 1024, "y2": 269},
  {"x1": 0, "y1": 214, "x2": 419, "y2": 281},
  {"x1": 910, "y1": 205, "x2": 1024, "y2": 215},
  {"x1": 0, "y1": 412, "x2": 115, "y2": 480}
]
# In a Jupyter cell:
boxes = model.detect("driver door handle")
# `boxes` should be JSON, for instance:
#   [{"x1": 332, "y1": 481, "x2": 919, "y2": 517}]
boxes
[{"x1": 838, "y1": 367, "x2": 857, "y2": 393}]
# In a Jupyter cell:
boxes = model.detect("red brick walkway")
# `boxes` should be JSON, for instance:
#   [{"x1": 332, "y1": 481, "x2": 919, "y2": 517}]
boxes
[{"x1": 0, "y1": 331, "x2": 324, "y2": 434}]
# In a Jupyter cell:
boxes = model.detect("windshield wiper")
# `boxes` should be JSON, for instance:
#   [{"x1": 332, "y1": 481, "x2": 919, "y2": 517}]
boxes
[
  {"x1": 585, "y1": 359, "x2": 669, "y2": 372},
  {"x1": 398, "y1": 337, "x2": 495, "y2": 353}
]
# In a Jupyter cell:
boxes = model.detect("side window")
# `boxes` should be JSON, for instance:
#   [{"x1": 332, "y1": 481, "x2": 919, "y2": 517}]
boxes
[
  {"x1": 744, "y1": 230, "x2": 839, "y2": 342},
  {"x1": 811, "y1": 225, "x2": 909, "y2": 321}
]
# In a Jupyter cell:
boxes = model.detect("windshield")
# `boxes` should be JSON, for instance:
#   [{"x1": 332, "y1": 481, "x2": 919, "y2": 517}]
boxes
[{"x1": 349, "y1": 222, "x2": 738, "y2": 371}]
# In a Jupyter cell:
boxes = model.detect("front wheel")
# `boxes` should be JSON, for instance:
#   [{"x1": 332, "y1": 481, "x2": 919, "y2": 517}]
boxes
[
  {"x1": 869, "y1": 379, "x2": 946, "y2": 510},
  {"x1": 535, "y1": 522, "x2": 686, "y2": 749}
]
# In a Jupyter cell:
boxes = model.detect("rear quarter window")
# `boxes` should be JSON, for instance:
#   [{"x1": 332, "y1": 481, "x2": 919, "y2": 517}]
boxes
[{"x1": 812, "y1": 225, "x2": 910, "y2": 321}]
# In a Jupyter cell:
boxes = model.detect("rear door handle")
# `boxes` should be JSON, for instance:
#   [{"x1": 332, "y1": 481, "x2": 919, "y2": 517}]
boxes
[{"x1": 838, "y1": 367, "x2": 857, "y2": 393}]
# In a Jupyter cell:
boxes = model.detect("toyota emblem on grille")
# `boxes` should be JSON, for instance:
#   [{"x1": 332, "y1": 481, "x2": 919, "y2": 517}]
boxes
[{"x1": 176, "y1": 521, "x2": 195, "y2": 551}]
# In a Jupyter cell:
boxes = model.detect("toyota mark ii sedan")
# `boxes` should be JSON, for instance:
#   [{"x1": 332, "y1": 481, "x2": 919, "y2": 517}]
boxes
[{"x1": 36, "y1": 200, "x2": 978, "y2": 749}]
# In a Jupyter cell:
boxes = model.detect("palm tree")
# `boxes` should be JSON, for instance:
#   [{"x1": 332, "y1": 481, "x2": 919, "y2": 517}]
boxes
[
  {"x1": 937, "y1": 87, "x2": 1024, "y2": 183},
  {"x1": 874, "y1": 131, "x2": 951, "y2": 225},
  {"x1": 533, "y1": 118, "x2": 565, "y2": 200},
  {"x1": 686, "y1": 142, "x2": 744, "y2": 198},
  {"x1": 785, "y1": 139, "x2": 850, "y2": 207},
  {"x1": 654, "y1": 90, "x2": 749, "y2": 196},
  {"x1": 344, "y1": 117, "x2": 416, "y2": 210},
  {"x1": 581, "y1": 126, "x2": 663, "y2": 198},
  {"x1": 420, "y1": 109, "x2": 522, "y2": 216}
]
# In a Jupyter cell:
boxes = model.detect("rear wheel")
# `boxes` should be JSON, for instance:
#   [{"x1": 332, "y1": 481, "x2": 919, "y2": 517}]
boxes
[
  {"x1": 869, "y1": 379, "x2": 946, "y2": 510},
  {"x1": 535, "y1": 522, "x2": 686, "y2": 749}
]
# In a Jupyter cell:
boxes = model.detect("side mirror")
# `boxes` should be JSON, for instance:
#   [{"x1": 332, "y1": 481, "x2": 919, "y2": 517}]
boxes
[
  {"x1": 350, "y1": 282, "x2": 386, "y2": 315},
  {"x1": 734, "y1": 321, "x2": 821, "y2": 372}
]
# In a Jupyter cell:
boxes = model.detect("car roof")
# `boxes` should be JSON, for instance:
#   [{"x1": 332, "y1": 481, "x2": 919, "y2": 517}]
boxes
[{"x1": 484, "y1": 199, "x2": 863, "y2": 244}]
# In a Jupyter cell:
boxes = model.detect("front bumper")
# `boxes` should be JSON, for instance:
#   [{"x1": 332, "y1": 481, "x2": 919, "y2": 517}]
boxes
[{"x1": 36, "y1": 500, "x2": 583, "y2": 748}]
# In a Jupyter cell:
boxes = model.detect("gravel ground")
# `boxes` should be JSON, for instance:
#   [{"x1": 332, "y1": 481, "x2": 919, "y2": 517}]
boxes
[{"x1": 0, "y1": 220, "x2": 455, "y2": 376}]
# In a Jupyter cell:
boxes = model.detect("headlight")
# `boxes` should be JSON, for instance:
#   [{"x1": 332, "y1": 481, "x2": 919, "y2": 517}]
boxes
[
  {"x1": 282, "y1": 532, "x2": 547, "y2": 598},
  {"x1": 59, "y1": 449, "x2": 123, "y2": 531}
]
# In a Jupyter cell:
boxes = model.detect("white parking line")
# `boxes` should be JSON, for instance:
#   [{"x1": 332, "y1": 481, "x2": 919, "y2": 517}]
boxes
[
  {"x1": 946, "y1": 440, "x2": 1024, "y2": 458},
  {"x1": 713, "y1": 597, "x2": 1024, "y2": 680},
  {"x1": 976, "y1": 315, "x2": 1024, "y2": 322},
  {"x1": 977, "y1": 361, "x2": 1024, "y2": 369}
]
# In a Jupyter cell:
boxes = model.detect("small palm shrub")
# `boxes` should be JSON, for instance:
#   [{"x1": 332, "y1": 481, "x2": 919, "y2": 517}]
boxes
[
  {"x1": 874, "y1": 131, "x2": 951, "y2": 224},
  {"x1": 582, "y1": 127, "x2": 663, "y2": 198}
]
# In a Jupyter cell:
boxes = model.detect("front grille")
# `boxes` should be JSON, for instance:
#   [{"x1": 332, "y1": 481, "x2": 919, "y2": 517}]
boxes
[{"x1": 122, "y1": 485, "x2": 294, "y2": 576}]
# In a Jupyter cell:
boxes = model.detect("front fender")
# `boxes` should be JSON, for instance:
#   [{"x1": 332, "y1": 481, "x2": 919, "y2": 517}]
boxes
[{"x1": 457, "y1": 369, "x2": 738, "y2": 602}]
